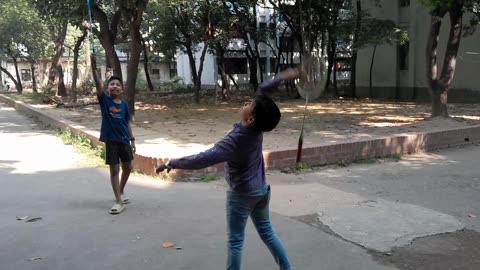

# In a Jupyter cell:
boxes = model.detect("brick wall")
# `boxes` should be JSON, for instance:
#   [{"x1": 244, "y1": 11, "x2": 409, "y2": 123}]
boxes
[{"x1": 2, "y1": 94, "x2": 480, "y2": 180}]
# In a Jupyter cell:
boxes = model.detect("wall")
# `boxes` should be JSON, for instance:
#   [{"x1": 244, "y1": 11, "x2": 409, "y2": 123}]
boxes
[
  {"x1": 355, "y1": 0, "x2": 480, "y2": 102},
  {"x1": 176, "y1": 43, "x2": 217, "y2": 86}
]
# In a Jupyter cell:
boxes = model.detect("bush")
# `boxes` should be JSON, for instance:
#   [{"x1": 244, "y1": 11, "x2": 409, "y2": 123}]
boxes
[
  {"x1": 136, "y1": 76, "x2": 149, "y2": 92},
  {"x1": 79, "y1": 79, "x2": 95, "y2": 96}
]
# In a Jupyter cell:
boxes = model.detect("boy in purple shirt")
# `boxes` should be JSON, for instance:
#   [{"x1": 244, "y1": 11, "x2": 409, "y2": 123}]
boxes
[{"x1": 156, "y1": 68, "x2": 301, "y2": 270}]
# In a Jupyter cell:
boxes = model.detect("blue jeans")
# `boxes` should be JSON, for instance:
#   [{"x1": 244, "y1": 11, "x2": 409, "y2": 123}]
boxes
[{"x1": 226, "y1": 185, "x2": 291, "y2": 270}]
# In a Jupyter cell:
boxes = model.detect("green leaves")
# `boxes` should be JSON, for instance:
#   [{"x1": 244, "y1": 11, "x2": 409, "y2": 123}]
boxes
[{"x1": 0, "y1": 0, "x2": 48, "y2": 62}]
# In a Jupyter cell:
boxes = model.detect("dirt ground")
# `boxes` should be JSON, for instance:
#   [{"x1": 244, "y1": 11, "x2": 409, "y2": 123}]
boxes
[
  {"x1": 133, "y1": 94, "x2": 480, "y2": 150},
  {"x1": 9, "y1": 91, "x2": 480, "y2": 151}
]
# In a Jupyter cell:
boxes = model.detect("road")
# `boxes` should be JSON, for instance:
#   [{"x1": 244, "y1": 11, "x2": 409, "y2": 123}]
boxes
[{"x1": 1, "y1": 101, "x2": 480, "y2": 270}]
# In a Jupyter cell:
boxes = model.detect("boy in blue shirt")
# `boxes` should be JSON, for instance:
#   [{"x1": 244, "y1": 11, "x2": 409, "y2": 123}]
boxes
[
  {"x1": 91, "y1": 54, "x2": 136, "y2": 215},
  {"x1": 156, "y1": 68, "x2": 301, "y2": 270}
]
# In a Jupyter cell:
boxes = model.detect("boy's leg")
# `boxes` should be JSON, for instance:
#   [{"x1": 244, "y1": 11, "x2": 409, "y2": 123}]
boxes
[
  {"x1": 119, "y1": 161, "x2": 132, "y2": 194},
  {"x1": 226, "y1": 191, "x2": 251, "y2": 270},
  {"x1": 105, "y1": 141, "x2": 122, "y2": 205},
  {"x1": 250, "y1": 186, "x2": 291, "y2": 270},
  {"x1": 109, "y1": 164, "x2": 122, "y2": 204},
  {"x1": 118, "y1": 143, "x2": 134, "y2": 195}
]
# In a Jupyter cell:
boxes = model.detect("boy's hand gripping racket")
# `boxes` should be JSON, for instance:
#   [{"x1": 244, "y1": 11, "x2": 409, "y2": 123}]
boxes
[{"x1": 295, "y1": 55, "x2": 327, "y2": 163}]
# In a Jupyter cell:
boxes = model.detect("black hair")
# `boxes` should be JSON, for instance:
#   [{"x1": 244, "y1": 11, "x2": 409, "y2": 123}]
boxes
[
  {"x1": 106, "y1": 76, "x2": 123, "y2": 86},
  {"x1": 252, "y1": 95, "x2": 281, "y2": 132}
]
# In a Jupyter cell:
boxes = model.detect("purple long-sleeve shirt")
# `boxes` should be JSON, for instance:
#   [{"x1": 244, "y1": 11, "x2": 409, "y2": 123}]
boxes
[{"x1": 169, "y1": 78, "x2": 282, "y2": 192}]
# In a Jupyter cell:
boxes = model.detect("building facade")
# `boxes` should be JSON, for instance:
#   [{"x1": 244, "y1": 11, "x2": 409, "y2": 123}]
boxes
[
  {"x1": 1, "y1": 50, "x2": 173, "y2": 92},
  {"x1": 175, "y1": 3, "x2": 294, "y2": 89},
  {"x1": 356, "y1": 0, "x2": 480, "y2": 101},
  {"x1": 176, "y1": 0, "x2": 480, "y2": 101}
]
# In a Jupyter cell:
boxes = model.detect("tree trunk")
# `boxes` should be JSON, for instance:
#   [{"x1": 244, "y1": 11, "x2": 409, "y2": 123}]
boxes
[
  {"x1": 72, "y1": 27, "x2": 87, "y2": 102},
  {"x1": 13, "y1": 58, "x2": 23, "y2": 94},
  {"x1": 31, "y1": 62, "x2": 38, "y2": 93},
  {"x1": 333, "y1": 50, "x2": 338, "y2": 95},
  {"x1": 217, "y1": 47, "x2": 230, "y2": 100},
  {"x1": 46, "y1": 21, "x2": 68, "y2": 92},
  {"x1": 350, "y1": 0, "x2": 361, "y2": 98},
  {"x1": 142, "y1": 38, "x2": 155, "y2": 91},
  {"x1": 0, "y1": 66, "x2": 21, "y2": 93},
  {"x1": 91, "y1": 6, "x2": 122, "y2": 80},
  {"x1": 246, "y1": 48, "x2": 259, "y2": 92},
  {"x1": 124, "y1": 7, "x2": 146, "y2": 117},
  {"x1": 325, "y1": 35, "x2": 336, "y2": 97},
  {"x1": 369, "y1": 45, "x2": 377, "y2": 97},
  {"x1": 56, "y1": 65, "x2": 67, "y2": 96},
  {"x1": 426, "y1": 1, "x2": 463, "y2": 117},
  {"x1": 194, "y1": 44, "x2": 209, "y2": 104}
]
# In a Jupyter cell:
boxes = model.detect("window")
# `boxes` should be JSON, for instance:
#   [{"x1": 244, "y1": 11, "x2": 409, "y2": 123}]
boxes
[
  {"x1": 223, "y1": 58, "x2": 248, "y2": 74},
  {"x1": 151, "y1": 68, "x2": 160, "y2": 79},
  {"x1": 398, "y1": 41, "x2": 410, "y2": 71},
  {"x1": 259, "y1": 22, "x2": 267, "y2": 31},
  {"x1": 400, "y1": 0, "x2": 410, "y2": 7},
  {"x1": 279, "y1": 36, "x2": 300, "y2": 51},
  {"x1": 259, "y1": 58, "x2": 278, "y2": 74},
  {"x1": 21, "y1": 69, "x2": 32, "y2": 82}
]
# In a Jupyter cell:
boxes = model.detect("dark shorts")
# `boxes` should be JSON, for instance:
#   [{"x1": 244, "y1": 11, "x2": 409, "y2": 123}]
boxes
[{"x1": 105, "y1": 141, "x2": 134, "y2": 165}]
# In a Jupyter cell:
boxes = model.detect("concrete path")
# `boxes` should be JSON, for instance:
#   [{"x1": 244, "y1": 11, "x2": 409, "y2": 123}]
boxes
[
  {"x1": 3, "y1": 100, "x2": 480, "y2": 269},
  {"x1": 0, "y1": 101, "x2": 396, "y2": 270}
]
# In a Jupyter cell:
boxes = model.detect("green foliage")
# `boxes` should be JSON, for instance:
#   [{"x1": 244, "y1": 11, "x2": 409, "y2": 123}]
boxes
[
  {"x1": 79, "y1": 79, "x2": 96, "y2": 95},
  {"x1": 0, "y1": 0, "x2": 47, "y2": 62},
  {"x1": 135, "y1": 76, "x2": 148, "y2": 92},
  {"x1": 282, "y1": 162, "x2": 313, "y2": 174},
  {"x1": 418, "y1": 0, "x2": 455, "y2": 11},
  {"x1": 22, "y1": 91, "x2": 42, "y2": 100},
  {"x1": 56, "y1": 129, "x2": 105, "y2": 167},
  {"x1": 358, "y1": 19, "x2": 409, "y2": 48}
]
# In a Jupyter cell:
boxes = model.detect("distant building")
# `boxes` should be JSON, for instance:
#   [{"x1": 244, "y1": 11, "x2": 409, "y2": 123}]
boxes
[
  {"x1": 0, "y1": 49, "x2": 173, "y2": 91},
  {"x1": 175, "y1": 0, "x2": 480, "y2": 102},
  {"x1": 175, "y1": 3, "x2": 300, "y2": 89},
  {"x1": 356, "y1": 0, "x2": 480, "y2": 101}
]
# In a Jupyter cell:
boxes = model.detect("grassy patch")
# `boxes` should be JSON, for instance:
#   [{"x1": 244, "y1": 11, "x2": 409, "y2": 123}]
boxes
[
  {"x1": 282, "y1": 162, "x2": 313, "y2": 174},
  {"x1": 56, "y1": 129, "x2": 105, "y2": 167},
  {"x1": 160, "y1": 173, "x2": 219, "y2": 182},
  {"x1": 22, "y1": 91, "x2": 43, "y2": 100}
]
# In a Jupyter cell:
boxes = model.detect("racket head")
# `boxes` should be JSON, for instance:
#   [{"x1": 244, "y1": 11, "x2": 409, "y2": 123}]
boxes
[{"x1": 296, "y1": 55, "x2": 328, "y2": 100}]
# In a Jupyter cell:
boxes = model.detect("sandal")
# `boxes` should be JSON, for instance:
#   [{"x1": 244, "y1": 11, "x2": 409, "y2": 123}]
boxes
[
  {"x1": 121, "y1": 194, "x2": 131, "y2": 204},
  {"x1": 109, "y1": 203, "x2": 125, "y2": 215}
]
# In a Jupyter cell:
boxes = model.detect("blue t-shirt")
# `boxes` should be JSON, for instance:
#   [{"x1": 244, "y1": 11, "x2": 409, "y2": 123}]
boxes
[{"x1": 97, "y1": 91, "x2": 131, "y2": 145}]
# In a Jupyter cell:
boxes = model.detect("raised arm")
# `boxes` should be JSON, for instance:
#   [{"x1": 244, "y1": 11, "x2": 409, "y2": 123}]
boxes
[
  {"x1": 256, "y1": 67, "x2": 302, "y2": 96},
  {"x1": 90, "y1": 54, "x2": 103, "y2": 96}
]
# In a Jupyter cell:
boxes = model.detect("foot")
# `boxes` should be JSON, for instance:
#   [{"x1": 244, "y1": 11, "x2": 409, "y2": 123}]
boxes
[
  {"x1": 109, "y1": 203, "x2": 125, "y2": 215},
  {"x1": 121, "y1": 194, "x2": 131, "y2": 204}
]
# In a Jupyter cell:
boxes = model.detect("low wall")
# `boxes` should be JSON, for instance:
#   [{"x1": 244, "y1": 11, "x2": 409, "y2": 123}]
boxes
[{"x1": 2, "y1": 93, "x2": 480, "y2": 179}]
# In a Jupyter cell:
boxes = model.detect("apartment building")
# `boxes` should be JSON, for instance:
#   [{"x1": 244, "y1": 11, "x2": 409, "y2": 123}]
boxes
[{"x1": 356, "y1": 0, "x2": 480, "y2": 101}]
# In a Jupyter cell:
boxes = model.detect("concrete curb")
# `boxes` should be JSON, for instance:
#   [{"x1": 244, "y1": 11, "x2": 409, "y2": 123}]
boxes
[{"x1": 2, "y1": 93, "x2": 480, "y2": 178}]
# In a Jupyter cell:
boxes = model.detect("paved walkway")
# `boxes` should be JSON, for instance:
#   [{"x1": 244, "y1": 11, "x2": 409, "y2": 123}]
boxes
[
  {"x1": 3, "y1": 98, "x2": 480, "y2": 269},
  {"x1": 2, "y1": 93, "x2": 480, "y2": 177},
  {"x1": 0, "y1": 101, "x2": 396, "y2": 270}
]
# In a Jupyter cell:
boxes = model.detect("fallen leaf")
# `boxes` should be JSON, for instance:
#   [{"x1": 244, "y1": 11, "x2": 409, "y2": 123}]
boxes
[
  {"x1": 16, "y1": 216, "x2": 29, "y2": 221},
  {"x1": 26, "y1": 217, "x2": 42, "y2": 223},
  {"x1": 162, "y1": 242, "x2": 175, "y2": 248}
]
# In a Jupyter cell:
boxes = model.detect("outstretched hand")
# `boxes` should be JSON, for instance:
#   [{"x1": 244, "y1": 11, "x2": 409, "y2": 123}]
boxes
[{"x1": 156, "y1": 163, "x2": 171, "y2": 174}]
